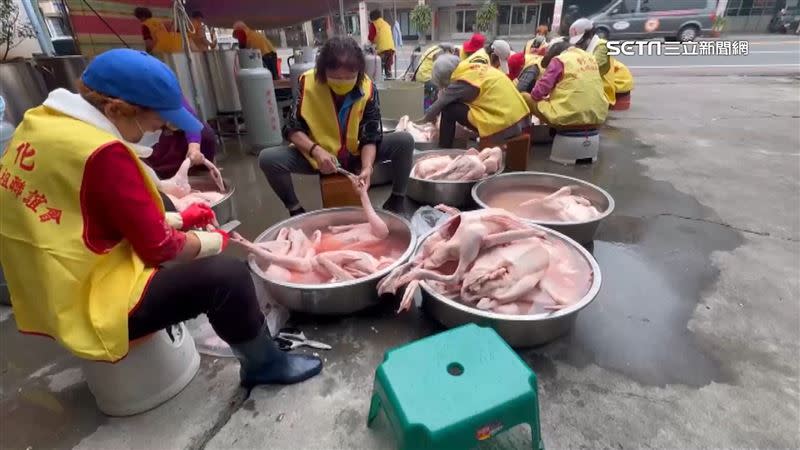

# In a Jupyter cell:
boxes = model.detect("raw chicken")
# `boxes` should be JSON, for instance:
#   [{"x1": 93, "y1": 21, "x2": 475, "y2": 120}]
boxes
[
  {"x1": 411, "y1": 147, "x2": 504, "y2": 182},
  {"x1": 167, "y1": 191, "x2": 225, "y2": 211},
  {"x1": 232, "y1": 179, "x2": 402, "y2": 285},
  {"x1": 483, "y1": 185, "x2": 602, "y2": 222},
  {"x1": 396, "y1": 115, "x2": 437, "y2": 143},
  {"x1": 203, "y1": 159, "x2": 225, "y2": 193},
  {"x1": 160, "y1": 158, "x2": 192, "y2": 198},
  {"x1": 377, "y1": 208, "x2": 593, "y2": 315},
  {"x1": 377, "y1": 208, "x2": 543, "y2": 312}
]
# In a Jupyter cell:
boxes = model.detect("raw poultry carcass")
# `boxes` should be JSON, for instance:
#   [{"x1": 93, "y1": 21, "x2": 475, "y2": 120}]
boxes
[
  {"x1": 377, "y1": 209, "x2": 543, "y2": 312},
  {"x1": 232, "y1": 181, "x2": 402, "y2": 285},
  {"x1": 411, "y1": 147, "x2": 503, "y2": 182},
  {"x1": 396, "y1": 115, "x2": 437, "y2": 143},
  {"x1": 518, "y1": 186, "x2": 601, "y2": 222},
  {"x1": 167, "y1": 191, "x2": 226, "y2": 211},
  {"x1": 483, "y1": 185, "x2": 601, "y2": 222},
  {"x1": 377, "y1": 208, "x2": 593, "y2": 314},
  {"x1": 160, "y1": 158, "x2": 192, "y2": 198}
]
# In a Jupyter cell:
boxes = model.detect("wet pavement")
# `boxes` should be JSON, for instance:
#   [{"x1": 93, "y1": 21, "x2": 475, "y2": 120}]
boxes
[{"x1": 1, "y1": 74, "x2": 799, "y2": 449}]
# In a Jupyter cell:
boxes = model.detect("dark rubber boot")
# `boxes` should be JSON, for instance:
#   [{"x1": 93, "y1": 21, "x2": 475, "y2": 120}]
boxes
[
  {"x1": 231, "y1": 325, "x2": 322, "y2": 388},
  {"x1": 381, "y1": 194, "x2": 407, "y2": 215}
]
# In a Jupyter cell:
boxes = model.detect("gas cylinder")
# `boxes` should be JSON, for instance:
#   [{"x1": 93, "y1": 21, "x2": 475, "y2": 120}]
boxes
[
  {"x1": 238, "y1": 48, "x2": 263, "y2": 69},
  {"x1": 364, "y1": 53, "x2": 383, "y2": 83},
  {"x1": 236, "y1": 67, "x2": 283, "y2": 154},
  {"x1": 289, "y1": 47, "x2": 317, "y2": 99}
]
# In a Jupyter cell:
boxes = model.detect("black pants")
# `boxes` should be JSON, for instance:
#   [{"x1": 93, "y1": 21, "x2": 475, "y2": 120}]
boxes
[
  {"x1": 439, "y1": 102, "x2": 476, "y2": 148},
  {"x1": 262, "y1": 52, "x2": 279, "y2": 80},
  {"x1": 129, "y1": 255, "x2": 265, "y2": 344}
]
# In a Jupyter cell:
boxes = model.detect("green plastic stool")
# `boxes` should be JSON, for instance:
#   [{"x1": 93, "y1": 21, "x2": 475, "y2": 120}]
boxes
[{"x1": 367, "y1": 324, "x2": 544, "y2": 450}]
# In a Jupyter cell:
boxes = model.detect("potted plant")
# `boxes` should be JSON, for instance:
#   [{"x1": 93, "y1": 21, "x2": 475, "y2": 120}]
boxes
[
  {"x1": 711, "y1": 16, "x2": 727, "y2": 38},
  {"x1": 410, "y1": 3, "x2": 432, "y2": 44},
  {"x1": 476, "y1": 1, "x2": 498, "y2": 38},
  {"x1": 0, "y1": 0, "x2": 36, "y2": 61}
]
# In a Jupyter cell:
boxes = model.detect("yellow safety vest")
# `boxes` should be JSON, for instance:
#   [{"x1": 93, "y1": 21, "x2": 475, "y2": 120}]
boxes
[
  {"x1": 536, "y1": 47, "x2": 608, "y2": 127},
  {"x1": 464, "y1": 47, "x2": 490, "y2": 65},
  {"x1": 591, "y1": 38, "x2": 616, "y2": 106},
  {"x1": 612, "y1": 59, "x2": 634, "y2": 93},
  {"x1": 451, "y1": 62, "x2": 531, "y2": 138},
  {"x1": 0, "y1": 106, "x2": 163, "y2": 361},
  {"x1": 513, "y1": 53, "x2": 544, "y2": 84},
  {"x1": 414, "y1": 45, "x2": 443, "y2": 82},
  {"x1": 371, "y1": 18, "x2": 395, "y2": 53},
  {"x1": 243, "y1": 27, "x2": 275, "y2": 55},
  {"x1": 143, "y1": 17, "x2": 182, "y2": 53},
  {"x1": 298, "y1": 69, "x2": 373, "y2": 169}
]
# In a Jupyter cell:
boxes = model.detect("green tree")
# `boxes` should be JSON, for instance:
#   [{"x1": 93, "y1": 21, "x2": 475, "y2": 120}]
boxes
[
  {"x1": 410, "y1": 4, "x2": 432, "y2": 42},
  {"x1": 476, "y1": 1, "x2": 498, "y2": 34},
  {"x1": 0, "y1": 0, "x2": 37, "y2": 61}
]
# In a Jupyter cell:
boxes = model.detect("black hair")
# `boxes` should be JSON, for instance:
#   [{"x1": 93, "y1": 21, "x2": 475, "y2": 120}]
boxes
[
  {"x1": 369, "y1": 10, "x2": 381, "y2": 21},
  {"x1": 133, "y1": 7, "x2": 153, "y2": 21},
  {"x1": 314, "y1": 35, "x2": 366, "y2": 86},
  {"x1": 191, "y1": 11, "x2": 204, "y2": 19},
  {"x1": 542, "y1": 41, "x2": 571, "y2": 68}
]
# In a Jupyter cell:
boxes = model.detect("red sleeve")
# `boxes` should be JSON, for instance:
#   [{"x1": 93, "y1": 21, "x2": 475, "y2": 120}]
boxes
[
  {"x1": 141, "y1": 24, "x2": 152, "y2": 40},
  {"x1": 82, "y1": 143, "x2": 186, "y2": 266},
  {"x1": 368, "y1": 23, "x2": 376, "y2": 42},
  {"x1": 233, "y1": 29, "x2": 247, "y2": 47}
]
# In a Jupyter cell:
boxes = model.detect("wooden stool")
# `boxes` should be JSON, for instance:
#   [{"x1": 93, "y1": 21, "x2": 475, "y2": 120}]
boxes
[
  {"x1": 320, "y1": 173, "x2": 360, "y2": 208},
  {"x1": 482, "y1": 133, "x2": 530, "y2": 172}
]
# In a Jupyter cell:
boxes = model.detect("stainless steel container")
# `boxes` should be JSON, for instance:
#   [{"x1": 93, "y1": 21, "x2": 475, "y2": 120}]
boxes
[
  {"x1": 161, "y1": 52, "x2": 218, "y2": 121},
  {"x1": 33, "y1": 55, "x2": 87, "y2": 93},
  {"x1": 204, "y1": 50, "x2": 241, "y2": 113},
  {"x1": 248, "y1": 208, "x2": 416, "y2": 315},
  {"x1": 0, "y1": 60, "x2": 47, "y2": 125},
  {"x1": 419, "y1": 223, "x2": 602, "y2": 347},
  {"x1": 472, "y1": 172, "x2": 615, "y2": 243},
  {"x1": 406, "y1": 149, "x2": 505, "y2": 208},
  {"x1": 187, "y1": 176, "x2": 236, "y2": 225}
]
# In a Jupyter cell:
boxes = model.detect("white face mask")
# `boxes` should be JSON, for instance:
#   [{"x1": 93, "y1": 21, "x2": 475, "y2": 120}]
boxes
[{"x1": 134, "y1": 118, "x2": 162, "y2": 147}]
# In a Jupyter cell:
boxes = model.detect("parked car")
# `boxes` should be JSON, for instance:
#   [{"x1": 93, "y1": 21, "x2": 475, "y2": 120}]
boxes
[
  {"x1": 768, "y1": 7, "x2": 800, "y2": 34},
  {"x1": 590, "y1": 0, "x2": 716, "y2": 42}
]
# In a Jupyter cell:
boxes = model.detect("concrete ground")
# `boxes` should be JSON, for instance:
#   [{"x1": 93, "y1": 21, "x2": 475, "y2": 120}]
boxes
[{"x1": 1, "y1": 73, "x2": 799, "y2": 448}]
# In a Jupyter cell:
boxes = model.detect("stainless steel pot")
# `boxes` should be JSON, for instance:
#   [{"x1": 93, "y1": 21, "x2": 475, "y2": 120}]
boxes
[
  {"x1": 419, "y1": 222, "x2": 602, "y2": 347},
  {"x1": 472, "y1": 172, "x2": 615, "y2": 243},
  {"x1": 248, "y1": 208, "x2": 416, "y2": 315},
  {"x1": 33, "y1": 55, "x2": 87, "y2": 93},
  {"x1": 406, "y1": 149, "x2": 505, "y2": 208},
  {"x1": 187, "y1": 176, "x2": 236, "y2": 225},
  {"x1": 204, "y1": 50, "x2": 241, "y2": 113},
  {"x1": 0, "y1": 60, "x2": 47, "y2": 125}
]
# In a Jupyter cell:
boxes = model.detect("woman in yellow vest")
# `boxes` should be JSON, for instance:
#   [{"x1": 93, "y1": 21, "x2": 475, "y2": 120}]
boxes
[
  {"x1": 258, "y1": 36, "x2": 414, "y2": 216},
  {"x1": 369, "y1": 10, "x2": 396, "y2": 78},
  {"x1": 233, "y1": 21, "x2": 279, "y2": 80},
  {"x1": 421, "y1": 54, "x2": 531, "y2": 148},
  {"x1": 0, "y1": 49, "x2": 321, "y2": 387},
  {"x1": 459, "y1": 33, "x2": 490, "y2": 64},
  {"x1": 570, "y1": 18, "x2": 616, "y2": 107},
  {"x1": 508, "y1": 50, "x2": 545, "y2": 93},
  {"x1": 134, "y1": 7, "x2": 182, "y2": 54},
  {"x1": 523, "y1": 41, "x2": 608, "y2": 128},
  {"x1": 411, "y1": 43, "x2": 457, "y2": 110}
]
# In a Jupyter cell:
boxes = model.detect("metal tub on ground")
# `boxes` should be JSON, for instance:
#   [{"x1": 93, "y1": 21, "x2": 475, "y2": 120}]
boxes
[
  {"x1": 472, "y1": 172, "x2": 614, "y2": 243},
  {"x1": 249, "y1": 208, "x2": 416, "y2": 315},
  {"x1": 419, "y1": 223, "x2": 602, "y2": 347},
  {"x1": 187, "y1": 175, "x2": 236, "y2": 225},
  {"x1": 406, "y1": 149, "x2": 505, "y2": 209}
]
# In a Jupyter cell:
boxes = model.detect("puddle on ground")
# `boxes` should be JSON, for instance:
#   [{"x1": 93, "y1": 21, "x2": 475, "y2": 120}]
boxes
[{"x1": 520, "y1": 126, "x2": 743, "y2": 387}]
